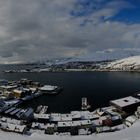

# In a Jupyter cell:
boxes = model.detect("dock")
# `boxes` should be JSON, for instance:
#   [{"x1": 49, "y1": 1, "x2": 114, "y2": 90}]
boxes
[{"x1": 36, "y1": 105, "x2": 48, "y2": 114}]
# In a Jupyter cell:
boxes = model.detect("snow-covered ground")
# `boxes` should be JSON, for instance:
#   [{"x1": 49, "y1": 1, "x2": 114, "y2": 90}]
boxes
[
  {"x1": 0, "y1": 120, "x2": 140, "y2": 140},
  {"x1": 106, "y1": 55, "x2": 140, "y2": 70}
]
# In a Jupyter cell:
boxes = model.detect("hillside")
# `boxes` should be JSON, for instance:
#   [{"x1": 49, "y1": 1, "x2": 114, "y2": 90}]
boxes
[{"x1": 105, "y1": 55, "x2": 140, "y2": 71}]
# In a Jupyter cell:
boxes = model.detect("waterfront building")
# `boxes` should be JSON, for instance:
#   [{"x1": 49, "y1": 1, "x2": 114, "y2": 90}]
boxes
[
  {"x1": 34, "y1": 113, "x2": 50, "y2": 123},
  {"x1": 20, "y1": 79, "x2": 33, "y2": 86},
  {"x1": 0, "y1": 85, "x2": 17, "y2": 92},
  {"x1": 110, "y1": 96, "x2": 140, "y2": 114},
  {"x1": 3, "y1": 91, "x2": 14, "y2": 99},
  {"x1": 13, "y1": 89, "x2": 31, "y2": 99}
]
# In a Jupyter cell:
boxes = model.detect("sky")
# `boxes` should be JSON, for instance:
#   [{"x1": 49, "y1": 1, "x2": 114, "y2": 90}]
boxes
[{"x1": 0, "y1": 0, "x2": 140, "y2": 63}]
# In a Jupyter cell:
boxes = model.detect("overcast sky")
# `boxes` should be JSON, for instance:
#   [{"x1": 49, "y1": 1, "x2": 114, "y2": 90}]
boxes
[{"x1": 0, "y1": 0, "x2": 140, "y2": 63}]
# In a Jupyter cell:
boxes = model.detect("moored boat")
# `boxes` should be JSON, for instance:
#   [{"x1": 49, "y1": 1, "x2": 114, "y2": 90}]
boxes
[{"x1": 39, "y1": 85, "x2": 63, "y2": 95}]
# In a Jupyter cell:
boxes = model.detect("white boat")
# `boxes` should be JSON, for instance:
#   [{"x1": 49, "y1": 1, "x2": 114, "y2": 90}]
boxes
[{"x1": 39, "y1": 85, "x2": 63, "y2": 95}]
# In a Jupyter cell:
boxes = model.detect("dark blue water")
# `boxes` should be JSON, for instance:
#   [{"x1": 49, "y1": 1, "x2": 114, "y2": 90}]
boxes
[{"x1": 0, "y1": 65, "x2": 140, "y2": 113}]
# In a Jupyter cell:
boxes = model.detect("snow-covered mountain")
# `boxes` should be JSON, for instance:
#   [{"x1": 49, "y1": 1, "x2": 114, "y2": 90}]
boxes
[
  {"x1": 18, "y1": 55, "x2": 140, "y2": 72},
  {"x1": 105, "y1": 55, "x2": 140, "y2": 71}
]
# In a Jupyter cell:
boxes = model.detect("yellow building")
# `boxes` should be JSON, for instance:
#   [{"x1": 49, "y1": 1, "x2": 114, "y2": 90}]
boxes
[
  {"x1": 13, "y1": 89, "x2": 25, "y2": 99},
  {"x1": 3, "y1": 91, "x2": 14, "y2": 99}
]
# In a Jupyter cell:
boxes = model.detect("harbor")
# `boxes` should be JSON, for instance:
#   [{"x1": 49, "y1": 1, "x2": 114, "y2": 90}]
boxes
[{"x1": 0, "y1": 78, "x2": 140, "y2": 135}]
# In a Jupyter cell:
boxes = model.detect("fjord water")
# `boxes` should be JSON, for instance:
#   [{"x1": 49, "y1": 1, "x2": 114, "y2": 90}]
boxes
[{"x1": 0, "y1": 65, "x2": 140, "y2": 113}]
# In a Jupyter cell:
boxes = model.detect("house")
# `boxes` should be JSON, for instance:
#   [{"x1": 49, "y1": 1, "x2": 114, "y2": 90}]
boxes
[
  {"x1": 0, "y1": 122, "x2": 27, "y2": 134},
  {"x1": 13, "y1": 88, "x2": 31, "y2": 99},
  {"x1": 57, "y1": 121, "x2": 77, "y2": 135},
  {"x1": 45, "y1": 123, "x2": 56, "y2": 135},
  {"x1": 3, "y1": 91, "x2": 14, "y2": 99},
  {"x1": 20, "y1": 79, "x2": 32, "y2": 86},
  {"x1": 34, "y1": 113, "x2": 50, "y2": 123},
  {"x1": 0, "y1": 117, "x2": 23, "y2": 125},
  {"x1": 49, "y1": 113, "x2": 72, "y2": 122},
  {"x1": 0, "y1": 79, "x2": 8, "y2": 86},
  {"x1": 96, "y1": 126, "x2": 111, "y2": 133},
  {"x1": 78, "y1": 128, "x2": 91, "y2": 135},
  {"x1": 0, "y1": 85, "x2": 17, "y2": 92},
  {"x1": 57, "y1": 120, "x2": 92, "y2": 135},
  {"x1": 124, "y1": 115, "x2": 137, "y2": 127},
  {"x1": 13, "y1": 89, "x2": 26, "y2": 99},
  {"x1": 32, "y1": 122, "x2": 47, "y2": 130},
  {"x1": 49, "y1": 113, "x2": 61, "y2": 122},
  {"x1": 110, "y1": 96, "x2": 140, "y2": 114},
  {"x1": 61, "y1": 114, "x2": 72, "y2": 121},
  {"x1": 81, "y1": 111, "x2": 100, "y2": 120},
  {"x1": 0, "y1": 117, "x2": 27, "y2": 134},
  {"x1": 71, "y1": 111, "x2": 81, "y2": 120},
  {"x1": 31, "y1": 82, "x2": 40, "y2": 87},
  {"x1": 135, "y1": 106, "x2": 140, "y2": 118}
]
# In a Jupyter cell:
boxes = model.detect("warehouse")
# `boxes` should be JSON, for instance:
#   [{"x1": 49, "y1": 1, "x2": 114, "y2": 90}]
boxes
[{"x1": 110, "y1": 96, "x2": 140, "y2": 114}]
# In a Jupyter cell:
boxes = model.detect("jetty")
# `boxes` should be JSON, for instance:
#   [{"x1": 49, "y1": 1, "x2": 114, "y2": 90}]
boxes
[{"x1": 36, "y1": 105, "x2": 48, "y2": 114}]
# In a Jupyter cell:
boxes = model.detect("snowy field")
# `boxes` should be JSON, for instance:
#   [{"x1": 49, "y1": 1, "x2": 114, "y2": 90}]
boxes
[{"x1": 0, "y1": 120, "x2": 140, "y2": 140}]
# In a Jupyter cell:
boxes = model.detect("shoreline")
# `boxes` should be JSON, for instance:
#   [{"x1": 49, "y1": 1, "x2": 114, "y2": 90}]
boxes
[{"x1": 3, "y1": 69, "x2": 140, "y2": 73}]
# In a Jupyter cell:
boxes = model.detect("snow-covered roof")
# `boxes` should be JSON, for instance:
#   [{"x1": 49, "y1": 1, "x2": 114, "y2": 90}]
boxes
[
  {"x1": 0, "y1": 85, "x2": 17, "y2": 89},
  {"x1": 13, "y1": 89, "x2": 23, "y2": 94},
  {"x1": 46, "y1": 123, "x2": 55, "y2": 128},
  {"x1": 71, "y1": 111, "x2": 81, "y2": 119},
  {"x1": 125, "y1": 115, "x2": 137, "y2": 123},
  {"x1": 110, "y1": 96, "x2": 140, "y2": 108},
  {"x1": 0, "y1": 122, "x2": 26, "y2": 133},
  {"x1": 49, "y1": 113, "x2": 61, "y2": 122},
  {"x1": 32, "y1": 122, "x2": 47, "y2": 130},
  {"x1": 50, "y1": 113, "x2": 72, "y2": 122},
  {"x1": 81, "y1": 111, "x2": 99, "y2": 120},
  {"x1": 92, "y1": 119, "x2": 103, "y2": 126},
  {"x1": 29, "y1": 87, "x2": 37, "y2": 92},
  {"x1": 31, "y1": 122, "x2": 40, "y2": 128},
  {"x1": 0, "y1": 117, "x2": 21, "y2": 125},
  {"x1": 58, "y1": 121, "x2": 72, "y2": 127},
  {"x1": 96, "y1": 126, "x2": 111, "y2": 132},
  {"x1": 32, "y1": 122, "x2": 55, "y2": 129},
  {"x1": 80, "y1": 120, "x2": 92, "y2": 125},
  {"x1": 101, "y1": 106, "x2": 121, "y2": 116},
  {"x1": 58, "y1": 120, "x2": 92, "y2": 128},
  {"x1": 34, "y1": 113, "x2": 50, "y2": 119},
  {"x1": 61, "y1": 114, "x2": 72, "y2": 121},
  {"x1": 78, "y1": 128, "x2": 91, "y2": 135},
  {"x1": 71, "y1": 111, "x2": 99, "y2": 120}
]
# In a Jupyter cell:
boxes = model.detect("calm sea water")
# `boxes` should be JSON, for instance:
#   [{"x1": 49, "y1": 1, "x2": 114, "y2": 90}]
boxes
[{"x1": 0, "y1": 65, "x2": 140, "y2": 113}]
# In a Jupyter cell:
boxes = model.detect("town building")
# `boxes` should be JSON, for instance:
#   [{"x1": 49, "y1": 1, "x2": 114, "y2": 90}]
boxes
[{"x1": 110, "y1": 96, "x2": 140, "y2": 114}]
